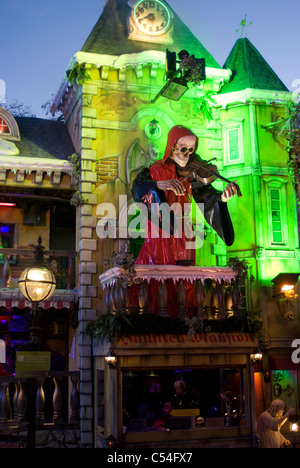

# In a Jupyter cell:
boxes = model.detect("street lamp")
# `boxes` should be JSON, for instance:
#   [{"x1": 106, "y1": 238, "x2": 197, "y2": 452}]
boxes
[
  {"x1": 18, "y1": 236, "x2": 56, "y2": 346},
  {"x1": 105, "y1": 350, "x2": 117, "y2": 369},
  {"x1": 271, "y1": 273, "x2": 300, "y2": 321},
  {"x1": 151, "y1": 74, "x2": 188, "y2": 103}
]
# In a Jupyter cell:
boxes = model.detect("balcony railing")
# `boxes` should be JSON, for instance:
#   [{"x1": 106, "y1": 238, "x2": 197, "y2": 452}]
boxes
[
  {"x1": 0, "y1": 371, "x2": 80, "y2": 432},
  {"x1": 99, "y1": 264, "x2": 240, "y2": 319},
  {"x1": 0, "y1": 248, "x2": 77, "y2": 290}
]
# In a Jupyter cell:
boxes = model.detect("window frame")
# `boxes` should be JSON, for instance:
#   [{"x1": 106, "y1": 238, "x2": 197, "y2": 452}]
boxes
[
  {"x1": 222, "y1": 120, "x2": 244, "y2": 166},
  {"x1": 0, "y1": 222, "x2": 17, "y2": 264},
  {"x1": 0, "y1": 106, "x2": 20, "y2": 141},
  {"x1": 0, "y1": 116, "x2": 10, "y2": 135},
  {"x1": 121, "y1": 366, "x2": 248, "y2": 434},
  {"x1": 264, "y1": 178, "x2": 288, "y2": 247}
]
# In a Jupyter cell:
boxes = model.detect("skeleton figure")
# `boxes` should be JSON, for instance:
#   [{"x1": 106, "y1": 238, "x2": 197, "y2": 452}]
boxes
[
  {"x1": 131, "y1": 125, "x2": 238, "y2": 266},
  {"x1": 157, "y1": 134, "x2": 237, "y2": 202},
  {"x1": 256, "y1": 400, "x2": 296, "y2": 448}
]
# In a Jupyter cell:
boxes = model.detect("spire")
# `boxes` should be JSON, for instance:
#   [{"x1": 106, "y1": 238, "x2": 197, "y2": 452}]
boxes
[
  {"x1": 220, "y1": 37, "x2": 288, "y2": 94},
  {"x1": 81, "y1": 0, "x2": 220, "y2": 68}
]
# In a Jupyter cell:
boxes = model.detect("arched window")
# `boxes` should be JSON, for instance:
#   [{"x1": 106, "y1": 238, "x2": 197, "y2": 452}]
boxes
[
  {"x1": 0, "y1": 107, "x2": 20, "y2": 140},
  {"x1": 0, "y1": 117, "x2": 10, "y2": 134}
]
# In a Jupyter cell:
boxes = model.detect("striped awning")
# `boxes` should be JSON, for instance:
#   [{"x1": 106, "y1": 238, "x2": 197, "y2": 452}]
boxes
[{"x1": 0, "y1": 299, "x2": 75, "y2": 310}]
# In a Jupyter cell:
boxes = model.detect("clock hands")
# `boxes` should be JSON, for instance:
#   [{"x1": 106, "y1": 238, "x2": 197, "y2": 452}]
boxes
[
  {"x1": 139, "y1": 13, "x2": 156, "y2": 22},
  {"x1": 133, "y1": 1, "x2": 170, "y2": 35}
]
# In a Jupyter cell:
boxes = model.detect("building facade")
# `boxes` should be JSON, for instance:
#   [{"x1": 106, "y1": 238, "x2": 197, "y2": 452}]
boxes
[{"x1": 1, "y1": 0, "x2": 299, "y2": 449}]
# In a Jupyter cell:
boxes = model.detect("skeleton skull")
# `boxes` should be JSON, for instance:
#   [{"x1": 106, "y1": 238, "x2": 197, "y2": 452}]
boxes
[
  {"x1": 285, "y1": 310, "x2": 295, "y2": 321},
  {"x1": 170, "y1": 135, "x2": 197, "y2": 167}
]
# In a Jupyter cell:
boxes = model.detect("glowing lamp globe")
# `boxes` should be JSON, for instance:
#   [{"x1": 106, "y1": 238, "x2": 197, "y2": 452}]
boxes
[
  {"x1": 19, "y1": 265, "x2": 56, "y2": 302},
  {"x1": 18, "y1": 236, "x2": 56, "y2": 303}
]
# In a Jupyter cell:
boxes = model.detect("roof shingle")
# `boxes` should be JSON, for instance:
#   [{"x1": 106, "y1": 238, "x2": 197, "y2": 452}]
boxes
[
  {"x1": 220, "y1": 37, "x2": 288, "y2": 94},
  {"x1": 15, "y1": 117, "x2": 75, "y2": 160},
  {"x1": 81, "y1": 0, "x2": 220, "y2": 68}
]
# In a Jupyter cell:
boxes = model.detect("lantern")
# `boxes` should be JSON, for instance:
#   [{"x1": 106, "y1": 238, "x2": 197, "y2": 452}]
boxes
[{"x1": 19, "y1": 236, "x2": 56, "y2": 303}]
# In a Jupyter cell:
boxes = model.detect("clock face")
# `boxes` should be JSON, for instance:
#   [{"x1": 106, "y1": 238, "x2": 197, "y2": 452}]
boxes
[{"x1": 133, "y1": 0, "x2": 171, "y2": 36}]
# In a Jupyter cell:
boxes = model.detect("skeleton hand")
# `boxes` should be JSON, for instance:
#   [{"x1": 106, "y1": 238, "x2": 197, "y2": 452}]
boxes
[
  {"x1": 157, "y1": 179, "x2": 186, "y2": 196},
  {"x1": 220, "y1": 181, "x2": 238, "y2": 202}
]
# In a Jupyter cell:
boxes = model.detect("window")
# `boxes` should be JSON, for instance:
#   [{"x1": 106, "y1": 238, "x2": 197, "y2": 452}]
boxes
[
  {"x1": 0, "y1": 107, "x2": 20, "y2": 140},
  {"x1": 222, "y1": 121, "x2": 244, "y2": 165},
  {"x1": 264, "y1": 178, "x2": 288, "y2": 247},
  {"x1": 270, "y1": 189, "x2": 283, "y2": 244},
  {"x1": 227, "y1": 128, "x2": 239, "y2": 161},
  {"x1": 0, "y1": 117, "x2": 10, "y2": 134},
  {"x1": 0, "y1": 224, "x2": 15, "y2": 248},
  {"x1": 0, "y1": 224, "x2": 15, "y2": 264},
  {"x1": 122, "y1": 367, "x2": 246, "y2": 433}
]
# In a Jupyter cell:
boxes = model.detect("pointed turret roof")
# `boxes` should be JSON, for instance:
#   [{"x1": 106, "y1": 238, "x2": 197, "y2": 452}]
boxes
[
  {"x1": 220, "y1": 37, "x2": 288, "y2": 94},
  {"x1": 81, "y1": 0, "x2": 220, "y2": 68}
]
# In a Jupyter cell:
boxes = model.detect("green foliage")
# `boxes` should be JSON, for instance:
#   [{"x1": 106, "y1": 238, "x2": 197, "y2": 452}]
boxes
[
  {"x1": 86, "y1": 310, "x2": 264, "y2": 345},
  {"x1": 66, "y1": 62, "x2": 90, "y2": 86},
  {"x1": 194, "y1": 91, "x2": 218, "y2": 121},
  {"x1": 178, "y1": 55, "x2": 204, "y2": 85},
  {"x1": 260, "y1": 101, "x2": 300, "y2": 150},
  {"x1": 261, "y1": 101, "x2": 300, "y2": 200},
  {"x1": 86, "y1": 312, "x2": 187, "y2": 342},
  {"x1": 227, "y1": 256, "x2": 251, "y2": 281}
]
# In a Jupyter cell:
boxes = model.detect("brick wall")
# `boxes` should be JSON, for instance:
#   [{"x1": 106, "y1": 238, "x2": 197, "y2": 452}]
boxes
[{"x1": 96, "y1": 157, "x2": 119, "y2": 186}]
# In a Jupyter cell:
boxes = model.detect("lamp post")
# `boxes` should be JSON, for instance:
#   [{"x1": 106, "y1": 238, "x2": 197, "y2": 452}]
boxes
[{"x1": 18, "y1": 236, "x2": 56, "y2": 347}]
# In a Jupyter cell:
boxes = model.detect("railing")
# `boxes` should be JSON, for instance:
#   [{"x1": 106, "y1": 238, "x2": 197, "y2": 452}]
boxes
[
  {"x1": 99, "y1": 264, "x2": 241, "y2": 318},
  {"x1": 0, "y1": 248, "x2": 77, "y2": 290},
  {"x1": 0, "y1": 371, "x2": 80, "y2": 431}
]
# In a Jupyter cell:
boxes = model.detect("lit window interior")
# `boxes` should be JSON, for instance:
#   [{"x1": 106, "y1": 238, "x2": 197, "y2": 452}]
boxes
[{"x1": 0, "y1": 117, "x2": 10, "y2": 134}]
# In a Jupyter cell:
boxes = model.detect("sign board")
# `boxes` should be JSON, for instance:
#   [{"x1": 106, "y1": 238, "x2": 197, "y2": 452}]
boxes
[
  {"x1": 15, "y1": 351, "x2": 51, "y2": 377},
  {"x1": 116, "y1": 333, "x2": 257, "y2": 349},
  {"x1": 0, "y1": 339, "x2": 5, "y2": 363},
  {"x1": 170, "y1": 408, "x2": 200, "y2": 417}
]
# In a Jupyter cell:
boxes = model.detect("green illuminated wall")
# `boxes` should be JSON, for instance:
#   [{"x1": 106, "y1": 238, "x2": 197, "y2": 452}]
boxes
[
  {"x1": 73, "y1": 50, "x2": 299, "y2": 286},
  {"x1": 62, "y1": 2, "x2": 300, "y2": 340}
]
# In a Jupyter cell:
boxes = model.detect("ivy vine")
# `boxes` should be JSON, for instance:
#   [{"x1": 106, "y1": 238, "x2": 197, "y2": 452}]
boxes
[
  {"x1": 261, "y1": 101, "x2": 300, "y2": 200},
  {"x1": 86, "y1": 310, "x2": 265, "y2": 347},
  {"x1": 227, "y1": 256, "x2": 254, "y2": 283},
  {"x1": 68, "y1": 153, "x2": 87, "y2": 206},
  {"x1": 194, "y1": 90, "x2": 218, "y2": 121}
]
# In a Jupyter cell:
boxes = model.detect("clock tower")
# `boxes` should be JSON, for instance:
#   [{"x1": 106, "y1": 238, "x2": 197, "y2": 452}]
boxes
[
  {"x1": 128, "y1": 0, "x2": 174, "y2": 44},
  {"x1": 50, "y1": 0, "x2": 231, "y2": 447}
]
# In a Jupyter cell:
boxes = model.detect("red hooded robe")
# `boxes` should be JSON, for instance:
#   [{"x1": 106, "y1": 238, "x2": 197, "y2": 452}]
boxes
[
  {"x1": 132, "y1": 125, "x2": 234, "y2": 265},
  {"x1": 131, "y1": 125, "x2": 235, "y2": 315}
]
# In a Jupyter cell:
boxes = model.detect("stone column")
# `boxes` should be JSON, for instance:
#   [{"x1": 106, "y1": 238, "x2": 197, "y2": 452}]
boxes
[{"x1": 78, "y1": 90, "x2": 98, "y2": 448}]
